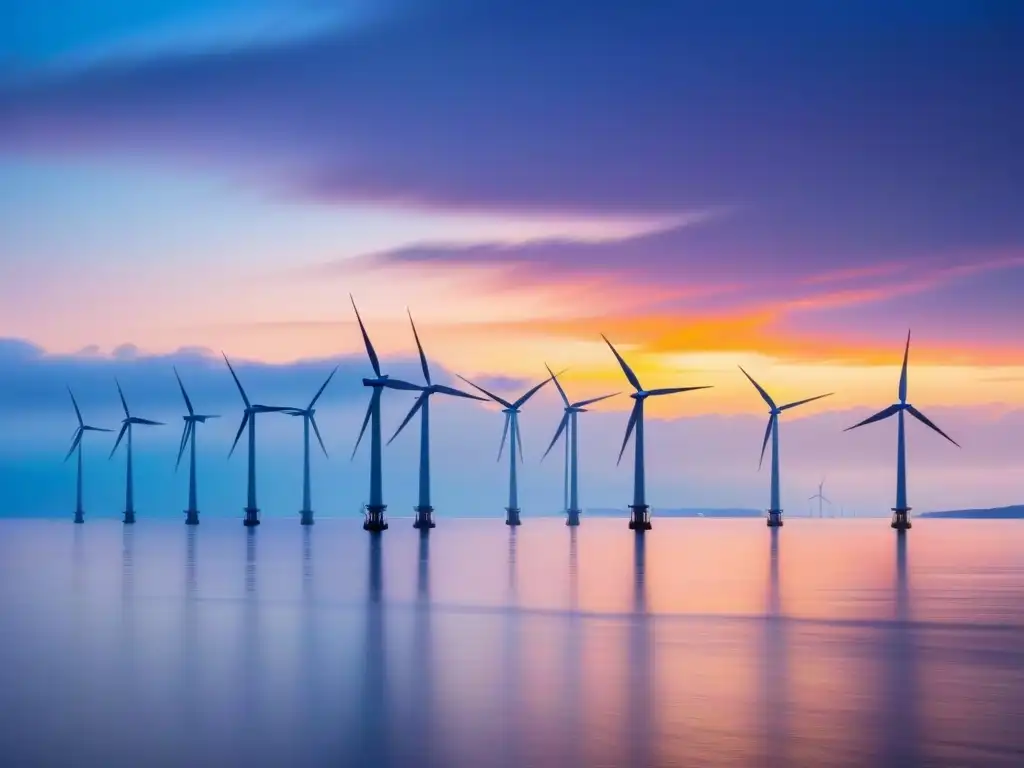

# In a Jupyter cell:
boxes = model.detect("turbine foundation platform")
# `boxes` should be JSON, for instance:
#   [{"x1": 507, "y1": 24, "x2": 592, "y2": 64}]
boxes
[
  {"x1": 123, "y1": 510, "x2": 136, "y2": 525},
  {"x1": 363, "y1": 504, "x2": 389, "y2": 532},
  {"x1": 766, "y1": 509, "x2": 783, "y2": 527},
  {"x1": 73, "y1": 511, "x2": 85, "y2": 524},
  {"x1": 891, "y1": 507, "x2": 912, "y2": 530},
  {"x1": 299, "y1": 509, "x2": 314, "y2": 526},
  {"x1": 185, "y1": 509, "x2": 200, "y2": 526},
  {"x1": 243, "y1": 507, "x2": 260, "y2": 527},
  {"x1": 566, "y1": 508, "x2": 581, "y2": 527},
  {"x1": 628, "y1": 504, "x2": 651, "y2": 531},
  {"x1": 413, "y1": 506, "x2": 435, "y2": 529},
  {"x1": 505, "y1": 507, "x2": 522, "y2": 526}
]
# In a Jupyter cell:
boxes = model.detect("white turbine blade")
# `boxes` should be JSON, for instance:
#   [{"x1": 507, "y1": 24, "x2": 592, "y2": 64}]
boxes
[
  {"x1": 309, "y1": 366, "x2": 338, "y2": 410},
  {"x1": 906, "y1": 405, "x2": 960, "y2": 448},
  {"x1": 176, "y1": 423, "x2": 192, "y2": 471},
  {"x1": 457, "y1": 375, "x2": 513, "y2": 409},
  {"x1": 222, "y1": 353, "x2": 251, "y2": 408},
  {"x1": 407, "y1": 308, "x2": 431, "y2": 385},
  {"x1": 512, "y1": 375, "x2": 554, "y2": 410},
  {"x1": 65, "y1": 428, "x2": 84, "y2": 462},
  {"x1": 310, "y1": 414, "x2": 329, "y2": 458},
  {"x1": 738, "y1": 366, "x2": 776, "y2": 410},
  {"x1": 779, "y1": 392, "x2": 833, "y2": 411},
  {"x1": 497, "y1": 412, "x2": 510, "y2": 461},
  {"x1": 899, "y1": 330, "x2": 911, "y2": 403},
  {"x1": 174, "y1": 367, "x2": 194, "y2": 415},
  {"x1": 758, "y1": 415, "x2": 774, "y2": 470},
  {"x1": 542, "y1": 413, "x2": 570, "y2": 461},
  {"x1": 617, "y1": 401, "x2": 640, "y2": 466},
  {"x1": 601, "y1": 334, "x2": 643, "y2": 392},
  {"x1": 68, "y1": 387, "x2": 84, "y2": 427},
  {"x1": 844, "y1": 404, "x2": 901, "y2": 432},
  {"x1": 350, "y1": 295, "x2": 382, "y2": 378},
  {"x1": 115, "y1": 379, "x2": 130, "y2": 418},
  {"x1": 646, "y1": 386, "x2": 713, "y2": 397},
  {"x1": 228, "y1": 413, "x2": 249, "y2": 458},
  {"x1": 109, "y1": 422, "x2": 129, "y2": 459},
  {"x1": 572, "y1": 392, "x2": 618, "y2": 408},
  {"x1": 546, "y1": 363, "x2": 571, "y2": 408},
  {"x1": 387, "y1": 393, "x2": 425, "y2": 446},
  {"x1": 351, "y1": 397, "x2": 374, "y2": 460},
  {"x1": 430, "y1": 384, "x2": 484, "y2": 400}
]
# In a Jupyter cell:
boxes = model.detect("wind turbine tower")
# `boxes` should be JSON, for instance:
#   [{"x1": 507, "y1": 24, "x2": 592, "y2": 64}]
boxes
[
  {"x1": 174, "y1": 368, "x2": 219, "y2": 525},
  {"x1": 739, "y1": 366, "x2": 831, "y2": 527},
  {"x1": 287, "y1": 367, "x2": 337, "y2": 525},
  {"x1": 109, "y1": 380, "x2": 164, "y2": 524},
  {"x1": 844, "y1": 331, "x2": 960, "y2": 530},
  {"x1": 224, "y1": 354, "x2": 292, "y2": 527},
  {"x1": 386, "y1": 310, "x2": 483, "y2": 529},
  {"x1": 65, "y1": 388, "x2": 111, "y2": 523},
  {"x1": 809, "y1": 478, "x2": 831, "y2": 519},
  {"x1": 459, "y1": 373, "x2": 554, "y2": 526},
  {"x1": 542, "y1": 365, "x2": 617, "y2": 526},
  {"x1": 602, "y1": 335, "x2": 711, "y2": 531}
]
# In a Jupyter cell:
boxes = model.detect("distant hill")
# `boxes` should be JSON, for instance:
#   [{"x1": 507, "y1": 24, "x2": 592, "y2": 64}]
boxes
[
  {"x1": 919, "y1": 505, "x2": 1024, "y2": 519},
  {"x1": 585, "y1": 507, "x2": 762, "y2": 518}
]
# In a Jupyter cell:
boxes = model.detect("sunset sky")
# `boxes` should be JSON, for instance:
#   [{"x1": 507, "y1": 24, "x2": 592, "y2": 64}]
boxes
[{"x1": 1, "y1": 0, "x2": 1022, "y2": 518}]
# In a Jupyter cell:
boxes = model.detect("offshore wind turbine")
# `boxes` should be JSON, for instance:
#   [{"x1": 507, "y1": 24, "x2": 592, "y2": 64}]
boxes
[
  {"x1": 109, "y1": 380, "x2": 164, "y2": 524},
  {"x1": 739, "y1": 367, "x2": 832, "y2": 527},
  {"x1": 224, "y1": 354, "x2": 292, "y2": 527},
  {"x1": 809, "y1": 478, "x2": 831, "y2": 518},
  {"x1": 286, "y1": 366, "x2": 337, "y2": 526},
  {"x1": 350, "y1": 296, "x2": 419, "y2": 532},
  {"x1": 174, "y1": 368, "x2": 219, "y2": 526},
  {"x1": 541, "y1": 365, "x2": 617, "y2": 526},
  {"x1": 458, "y1": 372, "x2": 554, "y2": 526},
  {"x1": 65, "y1": 388, "x2": 111, "y2": 523},
  {"x1": 602, "y1": 334, "x2": 711, "y2": 531},
  {"x1": 386, "y1": 310, "x2": 483, "y2": 530},
  {"x1": 844, "y1": 331, "x2": 960, "y2": 530}
]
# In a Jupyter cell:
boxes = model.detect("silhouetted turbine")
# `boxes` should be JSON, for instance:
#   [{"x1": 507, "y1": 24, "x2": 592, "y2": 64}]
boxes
[
  {"x1": 65, "y1": 387, "x2": 111, "y2": 523},
  {"x1": 109, "y1": 379, "x2": 164, "y2": 524},
  {"x1": 286, "y1": 366, "x2": 337, "y2": 525},
  {"x1": 174, "y1": 368, "x2": 219, "y2": 525}
]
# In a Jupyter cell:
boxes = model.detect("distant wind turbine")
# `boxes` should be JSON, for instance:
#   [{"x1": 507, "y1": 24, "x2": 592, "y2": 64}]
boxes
[
  {"x1": 65, "y1": 388, "x2": 111, "y2": 524},
  {"x1": 350, "y1": 296, "x2": 420, "y2": 532},
  {"x1": 739, "y1": 366, "x2": 832, "y2": 527},
  {"x1": 286, "y1": 366, "x2": 337, "y2": 526},
  {"x1": 844, "y1": 331, "x2": 960, "y2": 530},
  {"x1": 602, "y1": 335, "x2": 711, "y2": 531},
  {"x1": 809, "y1": 478, "x2": 831, "y2": 519},
  {"x1": 109, "y1": 380, "x2": 164, "y2": 524},
  {"x1": 458, "y1": 372, "x2": 554, "y2": 526},
  {"x1": 224, "y1": 354, "x2": 292, "y2": 527},
  {"x1": 386, "y1": 309, "x2": 483, "y2": 530},
  {"x1": 541, "y1": 365, "x2": 617, "y2": 526},
  {"x1": 174, "y1": 368, "x2": 219, "y2": 526}
]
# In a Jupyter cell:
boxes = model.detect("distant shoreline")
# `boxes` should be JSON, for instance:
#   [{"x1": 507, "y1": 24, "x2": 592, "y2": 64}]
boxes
[{"x1": 919, "y1": 505, "x2": 1024, "y2": 520}]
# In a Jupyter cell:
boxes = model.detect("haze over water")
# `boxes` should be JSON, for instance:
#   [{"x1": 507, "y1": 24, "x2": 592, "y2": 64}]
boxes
[{"x1": 1, "y1": 518, "x2": 1022, "y2": 767}]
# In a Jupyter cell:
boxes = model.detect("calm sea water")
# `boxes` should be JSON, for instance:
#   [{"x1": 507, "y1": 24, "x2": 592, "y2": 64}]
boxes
[{"x1": 1, "y1": 517, "x2": 1022, "y2": 767}]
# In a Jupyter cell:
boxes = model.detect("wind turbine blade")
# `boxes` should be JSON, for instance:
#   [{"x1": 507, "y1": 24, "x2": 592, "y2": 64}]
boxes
[
  {"x1": 738, "y1": 366, "x2": 776, "y2": 410},
  {"x1": 222, "y1": 354, "x2": 250, "y2": 408},
  {"x1": 516, "y1": 420, "x2": 524, "y2": 465},
  {"x1": 545, "y1": 364, "x2": 571, "y2": 408},
  {"x1": 617, "y1": 401, "x2": 640, "y2": 466},
  {"x1": 309, "y1": 366, "x2": 338, "y2": 409},
  {"x1": 758, "y1": 415, "x2": 774, "y2": 470},
  {"x1": 387, "y1": 393, "x2": 425, "y2": 446},
  {"x1": 512, "y1": 376, "x2": 553, "y2": 409},
  {"x1": 109, "y1": 423, "x2": 128, "y2": 459},
  {"x1": 497, "y1": 412, "x2": 510, "y2": 461},
  {"x1": 542, "y1": 413, "x2": 570, "y2": 461},
  {"x1": 82, "y1": 426, "x2": 112, "y2": 432},
  {"x1": 821, "y1": 496, "x2": 832, "y2": 505},
  {"x1": 407, "y1": 308, "x2": 431, "y2": 385},
  {"x1": 646, "y1": 386, "x2": 713, "y2": 396},
  {"x1": 65, "y1": 429, "x2": 83, "y2": 462},
  {"x1": 350, "y1": 295, "x2": 382, "y2": 378},
  {"x1": 456, "y1": 375, "x2": 513, "y2": 409},
  {"x1": 906, "y1": 405, "x2": 960, "y2": 448},
  {"x1": 174, "y1": 367, "x2": 194, "y2": 415},
  {"x1": 176, "y1": 423, "x2": 191, "y2": 471},
  {"x1": 380, "y1": 379, "x2": 423, "y2": 392},
  {"x1": 779, "y1": 392, "x2": 833, "y2": 411},
  {"x1": 132, "y1": 418, "x2": 164, "y2": 426},
  {"x1": 68, "y1": 387, "x2": 84, "y2": 427},
  {"x1": 899, "y1": 330, "x2": 911, "y2": 403},
  {"x1": 115, "y1": 379, "x2": 130, "y2": 418},
  {"x1": 843, "y1": 404, "x2": 901, "y2": 431},
  {"x1": 571, "y1": 392, "x2": 619, "y2": 408},
  {"x1": 351, "y1": 398, "x2": 373, "y2": 460},
  {"x1": 310, "y1": 415, "x2": 329, "y2": 458},
  {"x1": 429, "y1": 384, "x2": 485, "y2": 400},
  {"x1": 601, "y1": 334, "x2": 643, "y2": 392},
  {"x1": 228, "y1": 414, "x2": 249, "y2": 458}
]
